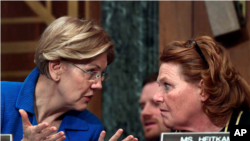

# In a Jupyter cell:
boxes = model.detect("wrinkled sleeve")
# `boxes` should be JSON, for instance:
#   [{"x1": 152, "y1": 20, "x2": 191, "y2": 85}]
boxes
[{"x1": 92, "y1": 123, "x2": 104, "y2": 141}]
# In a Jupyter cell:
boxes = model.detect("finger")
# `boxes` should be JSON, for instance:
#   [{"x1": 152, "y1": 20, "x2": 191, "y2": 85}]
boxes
[
  {"x1": 19, "y1": 109, "x2": 32, "y2": 129},
  {"x1": 34, "y1": 122, "x2": 49, "y2": 133},
  {"x1": 56, "y1": 135, "x2": 66, "y2": 141},
  {"x1": 122, "y1": 135, "x2": 134, "y2": 141},
  {"x1": 40, "y1": 126, "x2": 57, "y2": 138},
  {"x1": 132, "y1": 138, "x2": 138, "y2": 141},
  {"x1": 109, "y1": 129, "x2": 123, "y2": 141},
  {"x1": 44, "y1": 131, "x2": 65, "y2": 141},
  {"x1": 98, "y1": 131, "x2": 106, "y2": 141}
]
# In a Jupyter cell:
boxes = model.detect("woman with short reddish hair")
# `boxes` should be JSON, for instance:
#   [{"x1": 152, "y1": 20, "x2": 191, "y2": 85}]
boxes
[{"x1": 154, "y1": 36, "x2": 250, "y2": 132}]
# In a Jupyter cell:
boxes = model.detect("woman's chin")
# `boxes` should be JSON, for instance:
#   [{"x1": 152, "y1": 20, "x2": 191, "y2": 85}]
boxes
[
  {"x1": 74, "y1": 104, "x2": 88, "y2": 111},
  {"x1": 163, "y1": 120, "x2": 173, "y2": 129}
]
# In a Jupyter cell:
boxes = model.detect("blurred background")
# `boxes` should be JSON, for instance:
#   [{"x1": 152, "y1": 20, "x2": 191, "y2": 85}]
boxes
[{"x1": 1, "y1": 1, "x2": 250, "y2": 140}]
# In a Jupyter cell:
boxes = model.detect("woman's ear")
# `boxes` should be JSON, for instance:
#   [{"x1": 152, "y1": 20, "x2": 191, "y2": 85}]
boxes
[
  {"x1": 48, "y1": 60, "x2": 62, "y2": 81},
  {"x1": 198, "y1": 79, "x2": 209, "y2": 102}
]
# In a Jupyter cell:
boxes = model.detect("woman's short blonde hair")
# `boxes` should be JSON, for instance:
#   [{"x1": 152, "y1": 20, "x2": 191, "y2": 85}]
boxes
[{"x1": 34, "y1": 16, "x2": 114, "y2": 78}]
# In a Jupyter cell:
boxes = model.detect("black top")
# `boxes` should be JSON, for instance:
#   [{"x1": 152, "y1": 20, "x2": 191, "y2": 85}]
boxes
[{"x1": 171, "y1": 109, "x2": 250, "y2": 132}]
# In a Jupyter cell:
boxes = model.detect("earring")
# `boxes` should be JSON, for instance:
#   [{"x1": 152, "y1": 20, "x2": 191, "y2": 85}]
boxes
[{"x1": 56, "y1": 75, "x2": 60, "y2": 80}]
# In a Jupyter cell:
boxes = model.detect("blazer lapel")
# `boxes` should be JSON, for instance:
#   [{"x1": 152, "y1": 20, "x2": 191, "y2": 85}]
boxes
[{"x1": 60, "y1": 111, "x2": 89, "y2": 141}]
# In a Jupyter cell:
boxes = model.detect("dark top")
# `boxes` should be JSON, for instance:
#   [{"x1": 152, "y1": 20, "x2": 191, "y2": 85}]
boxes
[{"x1": 171, "y1": 109, "x2": 250, "y2": 132}]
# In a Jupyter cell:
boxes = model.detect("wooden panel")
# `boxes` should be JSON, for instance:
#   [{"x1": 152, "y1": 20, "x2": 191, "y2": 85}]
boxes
[
  {"x1": 68, "y1": 1, "x2": 78, "y2": 18},
  {"x1": 24, "y1": 1, "x2": 55, "y2": 25},
  {"x1": 2, "y1": 41, "x2": 37, "y2": 54},
  {"x1": 193, "y1": 1, "x2": 213, "y2": 37},
  {"x1": 2, "y1": 53, "x2": 36, "y2": 71},
  {"x1": 86, "y1": 1, "x2": 102, "y2": 119},
  {"x1": 159, "y1": 1, "x2": 192, "y2": 54},
  {"x1": 89, "y1": 1, "x2": 101, "y2": 21},
  {"x1": 87, "y1": 90, "x2": 102, "y2": 120},
  {"x1": 2, "y1": 77, "x2": 28, "y2": 82},
  {"x1": 1, "y1": 1, "x2": 37, "y2": 17},
  {"x1": 227, "y1": 2, "x2": 250, "y2": 84},
  {"x1": 1, "y1": 70, "x2": 33, "y2": 80},
  {"x1": 1, "y1": 1, "x2": 47, "y2": 81},
  {"x1": 52, "y1": 1, "x2": 68, "y2": 18},
  {"x1": 1, "y1": 23, "x2": 46, "y2": 42},
  {"x1": 78, "y1": 1, "x2": 86, "y2": 19},
  {"x1": 2, "y1": 17, "x2": 44, "y2": 24}
]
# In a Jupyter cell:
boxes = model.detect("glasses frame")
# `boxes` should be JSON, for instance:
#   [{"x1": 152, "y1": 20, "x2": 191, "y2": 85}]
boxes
[{"x1": 62, "y1": 59, "x2": 110, "y2": 81}]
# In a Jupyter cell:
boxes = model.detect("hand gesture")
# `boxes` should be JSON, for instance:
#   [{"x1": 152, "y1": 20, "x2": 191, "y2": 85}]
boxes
[
  {"x1": 98, "y1": 129, "x2": 138, "y2": 141},
  {"x1": 19, "y1": 109, "x2": 66, "y2": 141}
]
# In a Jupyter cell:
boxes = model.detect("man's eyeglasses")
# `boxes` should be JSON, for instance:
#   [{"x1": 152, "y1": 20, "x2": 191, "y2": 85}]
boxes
[{"x1": 63, "y1": 60, "x2": 110, "y2": 81}]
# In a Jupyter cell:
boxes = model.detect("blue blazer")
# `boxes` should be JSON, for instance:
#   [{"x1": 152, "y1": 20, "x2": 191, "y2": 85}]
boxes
[{"x1": 1, "y1": 68, "x2": 104, "y2": 141}]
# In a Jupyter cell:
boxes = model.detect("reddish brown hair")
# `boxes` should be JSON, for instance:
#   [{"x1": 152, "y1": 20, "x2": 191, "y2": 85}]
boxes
[{"x1": 160, "y1": 36, "x2": 250, "y2": 127}]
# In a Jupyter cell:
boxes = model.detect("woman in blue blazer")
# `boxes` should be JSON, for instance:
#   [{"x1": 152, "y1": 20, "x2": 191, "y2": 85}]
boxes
[{"x1": 1, "y1": 16, "x2": 137, "y2": 141}]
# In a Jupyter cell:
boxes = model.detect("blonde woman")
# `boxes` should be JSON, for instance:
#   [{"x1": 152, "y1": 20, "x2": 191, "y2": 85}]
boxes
[{"x1": 1, "y1": 17, "x2": 137, "y2": 141}]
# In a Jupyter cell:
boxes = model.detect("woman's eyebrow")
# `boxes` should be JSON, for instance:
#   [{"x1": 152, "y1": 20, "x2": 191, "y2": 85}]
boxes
[
  {"x1": 88, "y1": 63, "x2": 101, "y2": 69},
  {"x1": 157, "y1": 76, "x2": 166, "y2": 83}
]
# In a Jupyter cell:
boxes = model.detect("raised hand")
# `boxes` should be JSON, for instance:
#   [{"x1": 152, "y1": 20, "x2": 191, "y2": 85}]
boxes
[
  {"x1": 19, "y1": 109, "x2": 66, "y2": 141},
  {"x1": 98, "y1": 129, "x2": 138, "y2": 141}
]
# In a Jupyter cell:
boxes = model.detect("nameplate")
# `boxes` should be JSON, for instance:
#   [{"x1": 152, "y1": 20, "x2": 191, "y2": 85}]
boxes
[
  {"x1": 161, "y1": 132, "x2": 230, "y2": 141},
  {"x1": 0, "y1": 134, "x2": 13, "y2": 141}
]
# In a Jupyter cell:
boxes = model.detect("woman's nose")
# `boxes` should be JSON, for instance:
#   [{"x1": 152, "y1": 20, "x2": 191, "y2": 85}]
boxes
[
  {"x1": 91, "y1": 79, "x2": 102, "y2": 90},
  {"x1": 153, "y1": 90, "x2": 164, "y2": 103}
]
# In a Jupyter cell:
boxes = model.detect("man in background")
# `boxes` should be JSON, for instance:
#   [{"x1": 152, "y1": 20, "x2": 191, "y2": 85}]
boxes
[{"x1": 139, "y1": 72, "x2": 170, "y2": 141}]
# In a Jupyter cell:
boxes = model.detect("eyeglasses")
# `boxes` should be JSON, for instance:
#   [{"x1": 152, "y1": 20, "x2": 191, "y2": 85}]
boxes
[
  {"x1": 63, "y1": 60, "x2": 110, "y2": 81},
  {"x1": 187, "y1": 40, "x2": 208, "y2": 66}
]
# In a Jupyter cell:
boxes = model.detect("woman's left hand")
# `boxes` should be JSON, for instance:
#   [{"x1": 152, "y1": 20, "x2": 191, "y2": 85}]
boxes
[
  {"x1": 98, "y1": 129, "x2": 138, "y2": 141},
  {"x1": 19, "y1": 109, "x2": 66, "y2": 141}
]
